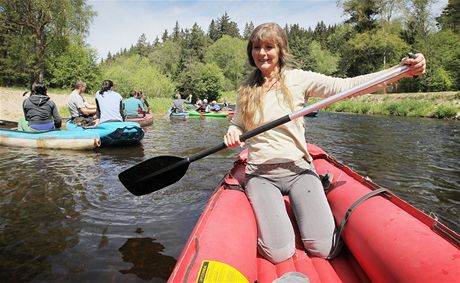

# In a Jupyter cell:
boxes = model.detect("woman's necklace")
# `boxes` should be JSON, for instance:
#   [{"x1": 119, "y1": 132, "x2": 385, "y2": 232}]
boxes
[{"x1": 264, "y1": 76, "x2": 280, "y2": 92}]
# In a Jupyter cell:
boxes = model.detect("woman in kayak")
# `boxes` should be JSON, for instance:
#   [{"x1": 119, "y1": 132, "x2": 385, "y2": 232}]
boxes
[
  {"x1": 95, "y1": 80, "x2": 124, "y2": 124},
  {"x1": 224, "y1": 22, "x2": 426, "y2": 264},
  {"x1": 124, "y1": 91, "x2": 146, "y2": 117},
  {"x1": 19, "y1": 82, "x2": 62, "y2": 131}
]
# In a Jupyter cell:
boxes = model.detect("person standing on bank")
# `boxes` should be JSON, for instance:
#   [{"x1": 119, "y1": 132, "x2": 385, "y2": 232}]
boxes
[
  {"x1": 95, "y1": 80, "x2": 124, "y2": 124},
  {"x1": 68, "y1": 80, "x2": 97, "y2": 126},
  {"x1": 224, "y1": 23, "x2": 426, "y2": 264},
  {"x1": 18, "y1": 82, "x2": 62, "y2": 131}
]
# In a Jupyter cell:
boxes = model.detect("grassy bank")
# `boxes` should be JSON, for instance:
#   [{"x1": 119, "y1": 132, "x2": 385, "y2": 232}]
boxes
[
  {"x1": 310, "y1": 91, "x2": 460, "y2": 119},
  {"x1": 4, "y1": 86, "x2": 458, "y2": 120}
]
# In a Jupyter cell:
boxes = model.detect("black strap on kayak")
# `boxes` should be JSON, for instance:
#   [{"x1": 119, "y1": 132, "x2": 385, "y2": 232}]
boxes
[{"x1": 327, "y1": 187, "x2": 390, "y2": 260}]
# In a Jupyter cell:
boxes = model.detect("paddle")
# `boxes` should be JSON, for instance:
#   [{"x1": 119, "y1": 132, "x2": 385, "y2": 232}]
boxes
[
  {"x1": 119, "y1": 63, "x2": 415, "y2": 196},
  {"x1": 0, "y1": 119, "x2": 19, "y2": 128}
]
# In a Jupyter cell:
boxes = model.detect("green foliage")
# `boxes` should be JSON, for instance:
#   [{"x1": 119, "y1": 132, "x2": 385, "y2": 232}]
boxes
[
  {"x1": 208, "y1": 13, "x2": 240, "y2": 41},
  {"x1": 148, "y1": 40, "x2": 182, "y2": 77},
  {"x1": 178, "y1": 63, "x2": 225, "y2": 102},
  {"x1": 427, "y1": 66, "x2": 453, "y2": 91},
  {"x1": 436, "y1": 0, "x2": 460, "y2": 33},
  {"x1": 205, "y1": 35, "x2": 247, "y2": 90},
  {"x1": 1, "y1": 1, "x2": 458, "y2": 101},
  {"x1": 307, "y1": 41, "x2": 340, "y2": 75},
  {"x1": 341, "y1": 23, "x2": 409, "y2": 76},
  {"x1": 286, "y1": 24, "x2": 314, "y2": 70},
  {"x1": 101, "y1": 54, "x2": 176, "y2": 98},
  {"x1": 48, "y1": 43, "x2": 101, "y2": 91},
  {"x1": 322, "y1": 93, "x2": 460, "y2": 118},
  {"x1": 426, "y1": 29, "x2": 460, "y2": 90},
  {"x1": 0, "y1": 0, "x2": 95, "y2": 83},
  {"x1": 341, "y1": 0, "x2": 379, "y2": 32},
  {"x1": 146, "y1": 97, "x2": 172, "y2": 114},
  {"x1": 431, "y1": 104, "x2": 458, "y2": 118}
]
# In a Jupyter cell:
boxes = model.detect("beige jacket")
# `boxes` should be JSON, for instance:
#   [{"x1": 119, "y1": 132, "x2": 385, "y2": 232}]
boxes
[{"x1": 228, "y1": 68, "x2": 390, "y2": 165}]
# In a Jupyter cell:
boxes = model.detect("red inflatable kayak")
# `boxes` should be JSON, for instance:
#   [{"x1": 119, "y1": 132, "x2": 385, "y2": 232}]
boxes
[{"x1": 169, "y1": 144, "x2": 459, "y2": 283}]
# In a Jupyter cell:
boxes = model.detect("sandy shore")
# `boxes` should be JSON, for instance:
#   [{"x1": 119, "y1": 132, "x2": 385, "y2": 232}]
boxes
[{"x1": 0, "y1": 88, "x2": 75, "y2": 121}]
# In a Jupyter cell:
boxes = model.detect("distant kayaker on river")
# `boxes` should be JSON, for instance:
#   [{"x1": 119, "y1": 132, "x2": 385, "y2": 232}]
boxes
[
  {"x1": 18, "y1": 82, "x2": 62, "y2": 131},
  {"x1": 171, "y1": 93, "x2": 192, "y2": 113},
  {"x1": 197, "y1": 98, "x2": 210, "y2": 112},
  {"x1": 137, "y1": 91, "x2": 150, "y2": 114},
  {"x1": 224, "y1": 22, "x2": 426, "y2": 264},
  {"x1": 68, "y1": 80, "x2": 97, "y2": 126},
  {"x1": 95, "y1": 80, "x2": 124, "y2": 125},
  {"x1": 210, "y1": 100, "x2": 221, "y2": 111}
]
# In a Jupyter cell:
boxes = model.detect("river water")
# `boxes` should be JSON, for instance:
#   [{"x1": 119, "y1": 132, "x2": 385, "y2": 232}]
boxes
[{"x1": 0, "y1": 112, "x2": 458, "y2": 282}]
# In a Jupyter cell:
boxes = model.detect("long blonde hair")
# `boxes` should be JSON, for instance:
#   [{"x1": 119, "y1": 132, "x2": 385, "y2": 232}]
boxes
[{"x1": 238, "y1": 23, "x2": 298, "y2": 130}]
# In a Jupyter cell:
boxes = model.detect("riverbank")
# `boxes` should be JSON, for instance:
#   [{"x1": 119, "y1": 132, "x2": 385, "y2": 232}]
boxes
[
  {"x1": 318, "y1": 91, "x2": 460, "y2": 119},
  {"x1": 1, "y1": 87, "x2": 459, "y2": 121}
]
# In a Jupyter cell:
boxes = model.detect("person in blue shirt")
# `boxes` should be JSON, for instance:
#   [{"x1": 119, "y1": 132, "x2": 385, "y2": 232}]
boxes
[
  {"x1": 124, "y1": 91, "x2": 145, "y2": 117},
  {"x1": 210, "y1": 100, "x2": 221, "y2": 111}
]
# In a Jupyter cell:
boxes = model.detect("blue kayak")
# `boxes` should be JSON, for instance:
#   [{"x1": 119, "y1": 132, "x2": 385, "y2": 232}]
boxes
[
  {"x1": 0, "y1": 128, "x2": 100, "y2": 150},
  {"x1": 66, "y1": 121, "x2": 144, "y2": 146},
  {"x1": 170, "y1": 112, "x2": 189, "y2": 120}
]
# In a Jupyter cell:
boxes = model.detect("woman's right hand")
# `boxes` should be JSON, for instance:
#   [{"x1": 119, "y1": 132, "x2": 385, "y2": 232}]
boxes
[{"x1": 224, "y1": 129, "x2": 244, "y2": 148}]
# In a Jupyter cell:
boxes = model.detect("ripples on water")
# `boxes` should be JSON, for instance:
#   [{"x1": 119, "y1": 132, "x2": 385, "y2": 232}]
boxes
[{"x1": 0, "y1": 113, "x2": 458, "y2": 282}]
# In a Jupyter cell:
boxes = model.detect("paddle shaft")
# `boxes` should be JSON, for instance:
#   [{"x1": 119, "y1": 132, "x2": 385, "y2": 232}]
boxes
[{"x1": 187, "y1": 64, "x2": 411, "y2": 164}]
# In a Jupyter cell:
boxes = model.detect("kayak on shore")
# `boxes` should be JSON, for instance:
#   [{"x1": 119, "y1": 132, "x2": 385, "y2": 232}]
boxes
[
  {"x1": 169, "y1": 144, "x2": 459, "y2": 283},
  {"x1": 66, "y1": 121, "x2": 144, "y2": 146}
]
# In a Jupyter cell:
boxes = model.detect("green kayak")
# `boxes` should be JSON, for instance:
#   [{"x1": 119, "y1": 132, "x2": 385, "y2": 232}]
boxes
[{"x1": 187, "y1": 111, "x2": 228, "y2": 118}]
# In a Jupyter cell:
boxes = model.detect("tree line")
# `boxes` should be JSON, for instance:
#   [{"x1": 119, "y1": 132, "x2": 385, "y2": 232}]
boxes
[{"x1": 0, "y1": 0, "x2": 459, "y2": 102}]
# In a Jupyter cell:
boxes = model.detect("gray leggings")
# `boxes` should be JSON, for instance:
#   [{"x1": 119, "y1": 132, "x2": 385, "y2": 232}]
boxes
[{"x1": 245, "y1": 170, "x2": 335, "y2": 264}]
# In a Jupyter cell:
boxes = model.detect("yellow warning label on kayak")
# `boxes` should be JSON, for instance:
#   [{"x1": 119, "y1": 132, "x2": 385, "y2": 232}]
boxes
[{"x1": 196, "y1": 260, "x2": 248, "y2": 283}]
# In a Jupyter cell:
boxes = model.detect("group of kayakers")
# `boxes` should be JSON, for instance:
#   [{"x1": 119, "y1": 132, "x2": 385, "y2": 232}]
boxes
[
  {"x1": 171, "y1": 94, "x2": 228, "y2": 114},
  {"x1": 17, "y1": 78, "x2": 232, "y2": 132},
  {"x1": 17, "y1": 79, "x2": 152, "y2": 131}
]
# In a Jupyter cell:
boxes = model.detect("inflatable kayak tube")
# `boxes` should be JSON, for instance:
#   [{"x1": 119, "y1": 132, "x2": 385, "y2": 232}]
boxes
[
  {"x1": 186, "y1": 111, "x2": 228, "y2": 118},
  {"x1": 0, "y1": 128, "x2": 100, "y2": 150},
  {"x1": 170, "y1": 112, "x2": 189, "y2": 120},
  {"x1": 66, "y1": 121, "x2": 144, "y2": 146},
  {"x1": 169, "y1": 144, "x2": 459, "y2": 283},
  {"x1": 125, "y1": 113, "x2": 153, "y2": 127}
]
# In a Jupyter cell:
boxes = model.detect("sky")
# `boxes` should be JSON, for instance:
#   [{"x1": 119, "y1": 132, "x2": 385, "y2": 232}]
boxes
[{"x1": 86, "y1": 0, "x2": 449, "y2": 60}]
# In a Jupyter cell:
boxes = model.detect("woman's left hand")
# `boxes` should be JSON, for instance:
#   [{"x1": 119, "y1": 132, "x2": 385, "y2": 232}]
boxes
[{"x1": 400, "y1": 53, "x2": 426, "y2": 78}]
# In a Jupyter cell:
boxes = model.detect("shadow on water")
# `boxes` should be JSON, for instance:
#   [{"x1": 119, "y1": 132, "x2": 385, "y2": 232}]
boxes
[{"x1": 118, "y1": 237, "x2": 176, "y2": 281}]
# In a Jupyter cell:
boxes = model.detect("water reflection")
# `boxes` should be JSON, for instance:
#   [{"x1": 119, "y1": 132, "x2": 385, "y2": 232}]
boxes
[
  {"x1": 0, "y1": 113, "x2": 458, "y2": 282},
  {"x1": 0, "y1": 152, "x2": 81, "y2": 282},
  {"x1": 118, "y1": 237, "x2": 176, "y2": 280}
]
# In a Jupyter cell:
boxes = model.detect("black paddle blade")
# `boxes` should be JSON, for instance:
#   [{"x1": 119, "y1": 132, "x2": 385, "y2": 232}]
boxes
[{"x1": 119, "y1": 156, "x2": 190, "y2": 196}]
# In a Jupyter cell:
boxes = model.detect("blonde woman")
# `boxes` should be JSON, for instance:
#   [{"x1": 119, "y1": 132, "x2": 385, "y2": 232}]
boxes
[{"x1": 224, "y1": 22, "x2": 426, "y2": 264}]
